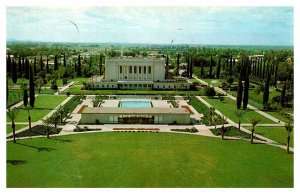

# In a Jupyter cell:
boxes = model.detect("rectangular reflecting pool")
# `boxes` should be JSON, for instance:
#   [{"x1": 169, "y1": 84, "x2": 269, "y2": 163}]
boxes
[{"x1": 120, "y1": 101, "x2": 152, "y2": 108}]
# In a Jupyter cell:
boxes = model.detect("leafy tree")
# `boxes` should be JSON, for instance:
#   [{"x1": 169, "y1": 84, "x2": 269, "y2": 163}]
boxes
[
  {"x1": 29, "y1": 64, "x2": 35, "y2": 108},
  {"x1": 284, "y1": 122, "x2": 293, "y2": 154},
  {"x1": 249, "y1": 116, "x2": 261, "y2": 144},
  {"x1": 7, "y1": 108, "x2": 20, "y2": 143},
  {"x1": 205, "y1": 87, "x2": 216, "y2": 98},
  {"x1": 35, "y1": 77, "x2": 44, "y2": 94}
]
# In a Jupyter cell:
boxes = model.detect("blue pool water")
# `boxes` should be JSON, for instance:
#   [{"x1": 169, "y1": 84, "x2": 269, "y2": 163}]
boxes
[{"x1": 120, "y1": 101, "x2": 151, "y2": 108}]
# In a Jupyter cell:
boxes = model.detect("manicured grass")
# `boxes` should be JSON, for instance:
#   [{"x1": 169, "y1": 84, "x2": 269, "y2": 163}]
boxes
[
  {"x1": 71, "y1": 77, "x2": 90, "y2": 85},
  {"x1": 6, "y1": 124, "x2": 28, "y2": 134},
  {"x1": 7, "y1": 132, "x2": 293, "y2": 187},
  {"x1": 7, "y1": 89, "x2": 23, "y2": 107},
  {"x1": 7, "y1": 95, "x2": 68, "y2": 122},
  {"x1": 203, "y1": 97, "x2": 275, "y2": 124},
  {"x1": 244, "y1": 126, "x2": 294, "y2": 148},
  {"x1": 7, "y1": 78, "x2": 29, "y2": 86},
  {"x1": 65, "y1": 85, "x2": 205, "y2": 96}
]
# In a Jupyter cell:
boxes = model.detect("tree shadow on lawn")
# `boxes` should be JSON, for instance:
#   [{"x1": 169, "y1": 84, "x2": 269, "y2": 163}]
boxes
[
  {"x1": 50, "y1": 137, "x2": 74, "y2": 143},
  {"x1": 7, "y1": 160, "x2": 26, "y2": 166},
  {"x1": 15, "y1": 142, "x2": 56, "y2": 152}
]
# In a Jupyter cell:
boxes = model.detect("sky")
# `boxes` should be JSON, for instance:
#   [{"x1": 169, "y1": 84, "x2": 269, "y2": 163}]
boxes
[{"x1": 6, "y1": 6, "x2": 294, "y2": 45}]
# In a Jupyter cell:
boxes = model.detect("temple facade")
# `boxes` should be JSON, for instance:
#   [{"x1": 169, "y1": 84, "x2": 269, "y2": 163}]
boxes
[{"x1": 87, "y1": 57, "x2": 191, "y2": 90}]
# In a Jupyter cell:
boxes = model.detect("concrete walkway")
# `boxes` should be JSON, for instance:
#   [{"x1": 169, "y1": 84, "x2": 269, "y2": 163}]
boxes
[
  {"x1": 6, "y1": 95, "x2": 74, "y2": 137},
  {"x1": 54, "y1": 81, "x2": 77, "y2": 95}
]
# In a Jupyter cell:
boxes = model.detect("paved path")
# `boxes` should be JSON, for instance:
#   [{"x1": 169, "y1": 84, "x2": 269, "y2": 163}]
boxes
[
  {"x1": 193, "y1": 76, "x2": 285, "y2": 124},
  {"x1": 195, "y1": 96, "x2": 293, "y2": 152},
  {"x1": 6, "y1": 95, "x2": 74, "y2": 137},
  {"x1": 54, "y1": 81, "x2": 77, "y2": 95}
]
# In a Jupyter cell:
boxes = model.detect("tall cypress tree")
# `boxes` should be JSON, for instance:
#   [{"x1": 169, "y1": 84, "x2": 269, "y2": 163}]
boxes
[
  {"x1": 23, "y1": 86, "x2": 28, "y2": 107},
  {"x1": 243, "y1": 57, "x2": 250, "y2": 109},
  {"x1": 209, "y1": 54, "x2": 213, "y2": 78},
  {"x1": 200, "y1": 60, "x2": 204, "y2": 78},
  {"x1": 40, "y1": 56, "x2": 43, "y2": 71},
  {"x1": 263, "y1": 65, "x2": 270, "y2": 109},
  {"x1": 63, "y1": 53, "x2": 66, "y2": 67},
  {"x1": 99, "y1": 54, "x2": 102, "y2": 76},
  {"x1": 189, "y1": 57, "x2": 193, "y2": 79},
  {"x1": 77, "y1": 53, "x2": 82, "y2": 76},
  {"x1": 262, "y1": 57, "x2": 266, "y2": 79},
  {"x1": 165, "y1": 55, "x2": 169, "y2": 78},
  {"x1": 33, "y1": 57, "x2": 37, "y2": 76},
  {"x1": 7, "y1": 54, "x2": 12, "y2": 74},
  {"x1": 18, "y1": 57, "x2": 22, "y2": 77},
  {"x1": 236, "y1": 57, "x2": 244, "y2": 109},
  {"x1": 216, "y1": 58, "x2": 221, "y2": 79},
  {"x1": 186, "y1": 55, "x2": 190, "y2": 78},
  {"x1": 229, "y1": 55, "x2": 233, "y2": 76},
  {"x1": 29, "y1": 65, "x2": 35, "y2": 108},
  {"x1": 12, "y1": 59, "x2": 18, "y2": 84},
  {"x1": 176, "y1": 53, "x2": 180, "y2": 76},
  {"x1": 274, "y1": 59, "x2": 278, "y2": 87},
  {"x1": 280, "y1": 81, "x2": 286, "y2": 107},
  {"x1": 46, "y1": 55, "x2": 49, "y2": 73},
  {"x1": 24, "y1": 58, "x2": 29, "y2": 79},
  {"x1": 54, "y1": 55, "x2": 58, "y2": 71}
]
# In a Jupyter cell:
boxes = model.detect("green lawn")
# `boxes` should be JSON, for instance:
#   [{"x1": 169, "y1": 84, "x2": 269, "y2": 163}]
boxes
[
  {"x1": 7, "y1": 132, "x2": 293, "y2": 187},
  {"x1": 65, "y1": 85, "x2": 205, "y2": 96},
  {"x1": 7, "y1": 95, "x2": 68, "y2": 122},
  {"x1": 7, "y1": 89, "x2": 23, "y2": 107},
  {"x1": 6, "y1": 124, "x2": 28, "y2": 134},
  {"x1": 203, "y1": 97, "x2": 275, "y2": 124},
  {"x1": 245, "y1": 126, "x2": 294, "y2": 148}
]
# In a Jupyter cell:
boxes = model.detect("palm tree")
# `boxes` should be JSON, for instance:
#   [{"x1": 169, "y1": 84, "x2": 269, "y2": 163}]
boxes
[
  {"x1": 57, "y1": 106, "x2": 65, "y2": 124},
  {"x1": 51, "y1": 112, "x2": 60, "y2": 132},
  {"x1": 42, "y1": 118, "x2": 51, "y2": 139},
  {"x1": 285, "y1": 122, "x2": 293, "y2": 154},
  {"x1": 209, "y1": 107, "x2": 215, "y2": 117},
  {"x1": 249, "y1": 116, "x2": 261, "y2": 144},
  {"x1": 220, "y1": 115, "x2": 227, "y2": 140},
  {"x1": 212, "y1": 115, "x2": 219, "y2": 130},
  {"x1": 27, "y1": 107, "x2": 31, "y2": 132},
  {"x1": 235, "y1": 110, "x2": 245, "y2": 133},
  {"x1": 7, "y1": 108, "x2": 20, "y2": 143}
]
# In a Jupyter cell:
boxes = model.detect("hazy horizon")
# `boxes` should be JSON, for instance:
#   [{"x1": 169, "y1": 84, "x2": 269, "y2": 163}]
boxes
[{"x1": 7, "y1": 7, "x2": 294, "y2": 46}]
